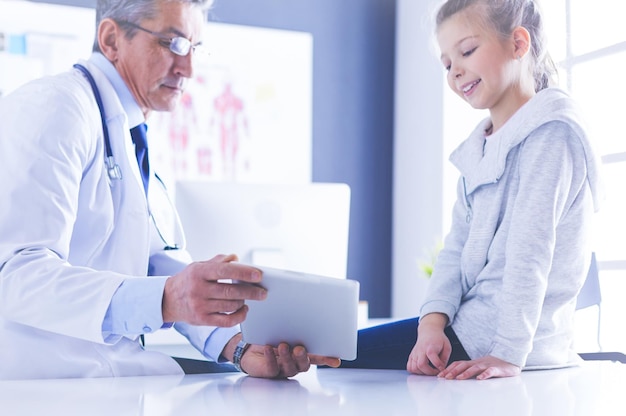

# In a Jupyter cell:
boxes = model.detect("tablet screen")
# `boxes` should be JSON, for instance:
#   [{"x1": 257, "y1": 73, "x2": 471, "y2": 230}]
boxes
[{"x1": 240, "y1": 267, "x2": 359, "y2": 360}]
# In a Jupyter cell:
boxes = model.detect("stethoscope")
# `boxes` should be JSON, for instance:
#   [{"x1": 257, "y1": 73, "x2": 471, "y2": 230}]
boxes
[
  {"x1": 74, "y1": 63, "x2": 181, "y2": 250},
  {"x1": 74, "y1": 63, "x2": 123, "y2": 181}
]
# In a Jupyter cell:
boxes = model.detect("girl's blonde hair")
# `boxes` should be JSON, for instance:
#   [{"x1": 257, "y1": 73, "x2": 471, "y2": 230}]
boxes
[{"x1": 436, "y1": 0, "x2": 557, "y2": 92}]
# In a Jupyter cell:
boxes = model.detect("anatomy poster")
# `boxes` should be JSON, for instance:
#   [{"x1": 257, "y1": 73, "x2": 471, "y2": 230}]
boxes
[{"x1": 149, "y1": 22, "x2": 313, "y2": 185}]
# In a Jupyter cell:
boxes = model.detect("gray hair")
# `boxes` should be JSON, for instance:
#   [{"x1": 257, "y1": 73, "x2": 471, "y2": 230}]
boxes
[
  {"x1": 92, "y1": 0, "x2": 214, "y2": 52},
  {"x1": 436, "y1": 0, "x2": 557, "y2": 92}
]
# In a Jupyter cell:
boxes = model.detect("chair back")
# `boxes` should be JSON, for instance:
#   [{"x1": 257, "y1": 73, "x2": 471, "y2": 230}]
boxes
[{"x1": 576, "y1": 252, "x2": 602, "y2": 310}]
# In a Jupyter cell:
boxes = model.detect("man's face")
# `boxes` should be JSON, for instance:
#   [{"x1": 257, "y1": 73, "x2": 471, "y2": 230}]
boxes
[{"x1": 114, "y1": 1, "x2": 204, "y2": 115}]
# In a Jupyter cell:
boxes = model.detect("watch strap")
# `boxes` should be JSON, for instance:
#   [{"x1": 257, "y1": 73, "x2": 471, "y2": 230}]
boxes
[{"x1": 233, "y1": 340, "x2": 250, "y2": 373}]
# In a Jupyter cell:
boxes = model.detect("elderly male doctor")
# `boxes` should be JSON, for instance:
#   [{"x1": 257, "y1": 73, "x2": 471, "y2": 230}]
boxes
[{"x1": 0, "y1": 0, "x2": 339, "y2": 380}]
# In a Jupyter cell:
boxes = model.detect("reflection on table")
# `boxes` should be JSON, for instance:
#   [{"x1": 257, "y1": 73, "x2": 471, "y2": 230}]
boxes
[{"x1": 0, "y1": 361, "x2": 623, "y2": 416}]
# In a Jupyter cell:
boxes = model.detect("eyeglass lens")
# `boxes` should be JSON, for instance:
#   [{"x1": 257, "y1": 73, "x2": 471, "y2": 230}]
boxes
[{"x1": 170, "y1": 37, "x2": 191, "y2": 56}]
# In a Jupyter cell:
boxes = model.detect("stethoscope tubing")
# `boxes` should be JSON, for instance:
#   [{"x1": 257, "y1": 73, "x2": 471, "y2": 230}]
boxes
[
  {"x1": 73, "y1": 63, "x2": 122, "y2": 180},
  {"x1": 72, "y1": 63, "x2": 181, "y2": 250}
]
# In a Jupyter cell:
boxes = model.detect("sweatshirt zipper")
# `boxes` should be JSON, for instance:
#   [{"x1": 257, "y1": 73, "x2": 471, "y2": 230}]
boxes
[{"x1": 462, "y1": 177, "x2": 473, "y2": 223}]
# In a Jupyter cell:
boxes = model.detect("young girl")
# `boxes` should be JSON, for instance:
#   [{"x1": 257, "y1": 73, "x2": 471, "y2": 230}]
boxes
[{"x1": 336, "y1": 0, "x2": 603, "y2": 380}]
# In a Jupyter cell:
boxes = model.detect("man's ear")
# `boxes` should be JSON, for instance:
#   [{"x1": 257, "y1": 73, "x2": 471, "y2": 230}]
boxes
[
  {"x1": 512, "y1": 26, "x2": 531, "y2": 59},
  {"x1": 98, "y1": 18, "x2": 122, "y2": 62}
]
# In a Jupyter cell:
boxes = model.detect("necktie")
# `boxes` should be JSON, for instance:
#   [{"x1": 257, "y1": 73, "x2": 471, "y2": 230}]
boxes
[{"x1": 130, "y1": 123, "x2": 150, "y2": 195}]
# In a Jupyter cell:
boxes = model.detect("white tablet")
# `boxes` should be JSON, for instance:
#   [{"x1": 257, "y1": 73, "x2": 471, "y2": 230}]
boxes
[{"x1": 240, "y1": 266, "x2": 360, "y2": 361}]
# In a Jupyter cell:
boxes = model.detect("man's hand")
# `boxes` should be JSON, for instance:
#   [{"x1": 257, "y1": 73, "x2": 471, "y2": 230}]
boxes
[
  {"x1": 162, "y1": 254, "x2": 267, "y2": 327},
  {"x1": 222, "y1": 333, "x2": 342, "y2": 379}
]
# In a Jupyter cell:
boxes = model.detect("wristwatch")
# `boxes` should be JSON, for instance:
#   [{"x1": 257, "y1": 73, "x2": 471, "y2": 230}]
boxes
[{"x1": 233, "y1": 340, "x2": 250, "y2": 373}]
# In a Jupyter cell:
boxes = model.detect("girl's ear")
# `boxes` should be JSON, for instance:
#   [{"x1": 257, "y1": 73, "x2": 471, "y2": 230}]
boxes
[{"x1": 512, "y1": 26, "x2": 531, "y2": 60}]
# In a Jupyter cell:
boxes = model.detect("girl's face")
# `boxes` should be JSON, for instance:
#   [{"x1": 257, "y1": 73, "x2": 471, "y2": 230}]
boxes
[{"x1": 437, "y1": 8, "x2": 533, "y2": 131}]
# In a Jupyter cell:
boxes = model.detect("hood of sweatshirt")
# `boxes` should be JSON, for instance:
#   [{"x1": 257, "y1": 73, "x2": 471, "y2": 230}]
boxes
[{"x1": 449, "y1": 87, "x2": 603, "y2": 212}]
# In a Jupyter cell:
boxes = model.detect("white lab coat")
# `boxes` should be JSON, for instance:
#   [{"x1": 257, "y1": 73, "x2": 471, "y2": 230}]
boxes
[{"x1": 0, "y1": 60, "x2": 235, "y2": 379}]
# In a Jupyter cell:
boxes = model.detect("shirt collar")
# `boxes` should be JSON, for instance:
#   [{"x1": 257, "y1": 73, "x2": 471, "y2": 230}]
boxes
[{"x1": 89, "y1": 52, "x2": 145, "y2": 129}]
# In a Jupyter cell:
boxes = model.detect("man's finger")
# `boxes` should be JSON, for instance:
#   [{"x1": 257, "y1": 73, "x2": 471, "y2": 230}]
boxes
[
  {"x1": 195, "y1": 305, "x2": 249, "y2": 327},
  {"x1": 309, "y1": 354, "x2": 341, "y2": 368},
  {"x1": 212, "y1": 280, "x2": 267, "y2": 301}
]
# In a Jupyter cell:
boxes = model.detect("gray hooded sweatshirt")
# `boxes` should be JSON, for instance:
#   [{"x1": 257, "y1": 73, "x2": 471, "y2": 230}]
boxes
[{"x1": 420, "y1": 88, "x2": 603, "y2": 369}]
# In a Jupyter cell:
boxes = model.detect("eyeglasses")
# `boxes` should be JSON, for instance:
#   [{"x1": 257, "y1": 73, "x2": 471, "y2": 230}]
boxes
[{"x1": 121, "y1": 21, "x2": 207, "y2": 58}]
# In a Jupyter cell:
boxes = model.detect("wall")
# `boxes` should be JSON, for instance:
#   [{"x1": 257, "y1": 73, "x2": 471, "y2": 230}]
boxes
[
  {"x1": 32, "y1": 0, "x2": 397, "y2": 317},
  {"x1": 209, "y1": 0, "x2": 397, "y2": 318},
  {"x1": 393, "y1": 0, "x2": 445, "y2": 318}
]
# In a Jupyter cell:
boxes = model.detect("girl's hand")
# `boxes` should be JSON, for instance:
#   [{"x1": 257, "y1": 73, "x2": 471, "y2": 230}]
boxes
[
  {"x1": 438, "y1": 355, "x2": 521, "y2": 380},
  {"x1": 406, "y1": 313, "x2": 451, "y2": 376}
]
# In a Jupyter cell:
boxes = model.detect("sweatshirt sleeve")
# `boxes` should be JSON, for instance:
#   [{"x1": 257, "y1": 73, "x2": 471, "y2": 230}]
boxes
[
  {"x1": 488, "y1": 122, "x2": 586, "y2": 366},
  {"x1": 420, "y1": 177, "x2": 471, "y2": 321}
]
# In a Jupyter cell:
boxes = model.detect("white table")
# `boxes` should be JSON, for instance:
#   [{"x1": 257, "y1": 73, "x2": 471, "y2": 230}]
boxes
[{"x1": 1, "y1": 361, "x2": 623, "y2": 415}]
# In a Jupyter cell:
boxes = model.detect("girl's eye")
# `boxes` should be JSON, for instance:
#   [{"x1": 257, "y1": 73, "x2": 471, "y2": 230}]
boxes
[
  {"x1": 445, "y1": 65, "x2": 451, "y2": 72},
  {"x1": 462, "y1": 46, "x2": 477, "y2": 57}
]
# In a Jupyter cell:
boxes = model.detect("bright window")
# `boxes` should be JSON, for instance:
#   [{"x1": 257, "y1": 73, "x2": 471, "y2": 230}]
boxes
[
  {"x1": 569, "y1": 0, "x2": 626, "y2": 55},
  {"x1": 541, "y1": 1, "x2": 626, "y2": 352}
]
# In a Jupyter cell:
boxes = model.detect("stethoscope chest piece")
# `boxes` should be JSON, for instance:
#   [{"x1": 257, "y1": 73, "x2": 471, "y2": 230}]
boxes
[{"x1": 106, "y1": 156, "x2": 123, "y2": 181}]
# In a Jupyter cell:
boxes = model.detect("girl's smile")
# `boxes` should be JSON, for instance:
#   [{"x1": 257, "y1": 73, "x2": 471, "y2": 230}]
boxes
[{"x1": 461, "y1": 79, "x2": 481, "y2": 96}]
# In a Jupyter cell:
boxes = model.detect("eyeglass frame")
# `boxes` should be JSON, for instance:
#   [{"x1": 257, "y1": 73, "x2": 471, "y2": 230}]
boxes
[{"x1": 118, "y1": 20, "x2": 205, "y2": 57}]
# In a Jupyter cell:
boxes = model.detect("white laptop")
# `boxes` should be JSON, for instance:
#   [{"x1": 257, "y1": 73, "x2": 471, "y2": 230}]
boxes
[{"x1": 240, "y1": 266, "x2": 360, "y2": 361}]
